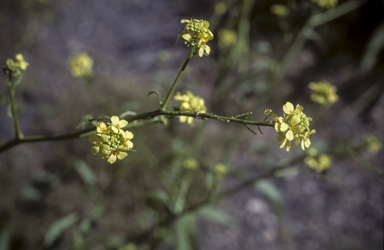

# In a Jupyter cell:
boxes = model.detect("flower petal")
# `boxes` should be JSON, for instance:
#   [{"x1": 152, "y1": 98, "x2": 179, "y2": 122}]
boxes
[
  {"x1": 111, "y1": 116, "x2": 120, "y2": 126},
  {"x1": 108, "y1": 154, "x2": 117, "y2": 164}
]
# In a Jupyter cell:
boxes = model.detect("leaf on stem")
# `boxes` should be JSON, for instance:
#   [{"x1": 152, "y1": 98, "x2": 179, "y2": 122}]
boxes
[
  {"x1": 147, "y1": 91, "x2": 163, "y2": 105},
  {"x1": 44, "y1": 213, "x2": 78, "y2": 247}
]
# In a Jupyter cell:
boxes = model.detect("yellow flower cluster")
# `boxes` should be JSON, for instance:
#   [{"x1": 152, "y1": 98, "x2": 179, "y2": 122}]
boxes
[
  {"x1": 4, "y1": 54, "x2": 29, "y2": 77},
  {"x1": 270, "y1": 4, "x2": 290, "y2": 17},
  {"x1": 68, "y1": 52, "x2": 93, "y2": 78},
  {"x1": 312, "y1": 0, "x2": 338, "y2": 9},
  {"x1": 265, "y1": 102, "x2": 316, "y2": 151},
  {"x1": 175, "y1": 91, "x2": 207, "y2": 125},
  {"x1": 309, "y1": 80, "x2": 339, "y2": 106},
  {"x1": 178, "y1": 19, "x2": 214, "y2": 57},
  {"x1": 304, "y1": 148, "x2": 332, "y2": 172},
  {"x1": 89, "y1": 116, "x2": 134, "y2": 164}
]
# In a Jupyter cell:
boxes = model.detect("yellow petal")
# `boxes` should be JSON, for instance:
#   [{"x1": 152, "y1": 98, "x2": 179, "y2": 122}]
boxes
[
  {"x1": 280, "y1": 123, "x2": 289, "y2": 132},
  {"x1": 304, "y1": 138, "x2": 311, "y2": 148},
  {"x1": 279, "y1": 138, "x2": 287, "y2": 148},
  {"x1": 283, "y1": 102, "x2": 294, "y2": 114},
  {"x1": 96, "y1": 122, "x2": 107, "y2": 133},
  {"x1": 117, "y1": 152, "x2": 128, "y2": 160},
  {"x1": 119, "y1": 119, "x2": 128, "y2": 128},
  {"x1": 291, "y1": 115, "x2": 300, "y2": 126},
  {"x1": 198, "y1": 47, "x2": 204, "y2": 57},
  {"x1": 179, "y1": 116, "x2": 187, "y2": 123},
  {"x1": 286, "y1": 141, "x2": 292, "y2": 151},
  {"x1": 91, "y1": 146, "x2": 100, "y2": 155},
  {"x1": 125, "y1": 131, "x2": 134, "y2": 139},
  {"x1": 182, "y1": 33, "x2": 192, "y2": 41},
  {"x1": 108, "y1": 154, "x2": 117, "y2": 164},
  {"x1": 88, "y1": 134, "x2": 99, "y2": 144},
  {"x1": 187, "y1": 117, "x2": 194, "y2": 124},
  {"x1": 111, "y1": 116, "x2": 120, "y2": 126},
  {"x1": 127, "y1": 141, "x2": 133, "y2": 149},
  {"x1": 204, "y1": 45, "x2": 211, "y2": 55},
  {"x1": 286, "y1": 130, "x2": 294, "y2": 140}
]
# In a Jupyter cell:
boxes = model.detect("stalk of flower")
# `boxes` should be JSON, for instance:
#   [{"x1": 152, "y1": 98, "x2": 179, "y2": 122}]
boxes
[
  {"x1": 89, "y1": 116, "x2": 134, "y2": 164},
  {"x1": 174, "y1": 91, "x2": 207, "y2": 125},
  {"x1": 177, "y1": 19, "x2": 214, "y2": 57},
  {"x1": 265, "y1": 102, "x2": 316, "y2": 151}
]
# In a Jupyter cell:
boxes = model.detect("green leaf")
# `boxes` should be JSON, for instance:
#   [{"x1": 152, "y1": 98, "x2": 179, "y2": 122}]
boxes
[
  {"x1": 0, "y1": 93, "x2": 9, "y2": 107},
  {"x1": 44, "y1": 213, "x2": 78, "y2": 247},
  {"x1": 74, "y1": 160, "x2": 96, "y2": 187},
  {"x1": 119, "y1": 110, "x2": 137, "y2": 119},
  {"x1": 75, "y1": 114, "x2": 94, "y2": 129},
  {"x1": 176, "y1": 214, "x2": 196, "y2": 250},
  {"x1": 0, "y1": 228, "x2": 10, "y2": 250},
  {"x1": 197, "y1": 205, "x2": 234, "y2": 227},
  {"x1": 147, "y1": 91, "x2": 163, "y2": 105},
  {"x1": 144, "y1": 190, "x2": 171, "y2": 213},
  {"x1": 254, "y1": 180, "x2": 284, "y2": 218}
]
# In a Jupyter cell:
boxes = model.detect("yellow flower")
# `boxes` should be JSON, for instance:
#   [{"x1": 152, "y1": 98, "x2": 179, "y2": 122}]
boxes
[
  {"x1": 89, "y1": 116, "x2": 134, "y2": 164},
  {"x1": 304, "y1": 148, "x2": 332, "y2": 172},
  {"x1": 177, "y1": 19, "x2": 214, "y2": 57},
  {"x1": 364, "y1": 135, "x2": 382, "y2": 154},
  {"x1": 175, "y1": 91, "x2": 207, "y2": 125},
  {"x1": 309, "y1": 80, "x2": 339, "y2": 106},
  {"x1": 214, "y1": 163, "x2": 227, "y2": 177},
  {"x1": 218, "y1": 29, "x2": 237, "y2": 48},
  {"x1": 312, "y1": 0, "x2": 338, "y2": 9},
  {"x1": 68, "y1": 52, "x2": 93, "y2": 78},
  {"x1": 15, "y1": 54, "x2": 29, "y2": 70},
  {"x1": 214, "y1": 2, "x2": 226, "y2": 15},
  {"x1": 270, "y1": 4, "x2": 290, "y2": 17},
  {"x1": 265, "y1": 102, "x2": 316, "y2": 151},
  {"x1": 183, "y1": 158, "x2": 199, "y2": 170},
  {"x1": 4, "y1": 54, "x2": 29, "y2": 77}
]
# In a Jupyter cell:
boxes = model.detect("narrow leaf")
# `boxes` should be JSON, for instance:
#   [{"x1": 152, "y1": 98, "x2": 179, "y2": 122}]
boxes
[
  {"x1": 44, "y1": 213, "x2": 78, "y2": 247},
  {"x1": 74, "y1": 160, "x2": 96, "y2": 187}
]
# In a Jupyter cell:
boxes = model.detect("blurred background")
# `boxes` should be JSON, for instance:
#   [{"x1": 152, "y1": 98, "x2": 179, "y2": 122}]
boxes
[{"x1": 0, "y1": 0, "x2": 383, "y2": 249}]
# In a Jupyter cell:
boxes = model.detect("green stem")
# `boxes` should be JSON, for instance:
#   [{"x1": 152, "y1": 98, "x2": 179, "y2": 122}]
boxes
[
  {"x1": 173, "y1": 172, "x2": 193, "y2": 214},
  {"x1": 7, "y1": 78, "x2": 23, "y2": 139},
  {"x1": 161, "y1": 47, "x2": 194, "y2": 110},
  {"x1": 0, "y1": 109, "x2": 272, "y2": 154},
  {"x1": 272, "y1": 0, "x2": 366, "y2": 86}
]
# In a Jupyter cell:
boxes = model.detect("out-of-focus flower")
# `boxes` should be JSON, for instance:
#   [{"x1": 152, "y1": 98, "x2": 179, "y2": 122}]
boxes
[
  {"x1": 270, "y1": 4, "x2": 290, "y2": 17},
  {"x1": 312, "y1": 0, "x2": 338, "y2": 9},
  {"x1": 175, "y1": 91, "x2": 207, "y2": 125},
  {"x1": 89, "y1": 116, "x2": 134, "y2": 164},
  {"x1": 304, "y1": 148, "x2": 332, "y2": 172},
  {"x1": 214, "y1": 163, "x2": 227, "y2": 177},
  {"x1": 309, "y1": 80, "x2": 339, "y2": 106},
  {"x1": 218, "y1": 29, "x2": 237, "y2": 48},
  {"x1": 3, "y1": 53, "x2": 29, "y2": 77},
  {"x1": 68, "y1": 52, "x2": 93, "y2": 78},
  {"x1": 15, "y1": 54, "x2": 29, "y2": 70},
  {"x1": 265, "y1": 102, "x2": 316, "y2": 151},
  {"x1": 183, "y1": 158, "x2": 199, "y2": 170},
  {"x1": 364, "y1": 135, "x2": 382, "y2": 154},
  {"x1": 177, "y1": 19, "x2": 214, "y2": 57},
  {"x1": 214, "y1": 2, "x2": 227, "y2": 15}
]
